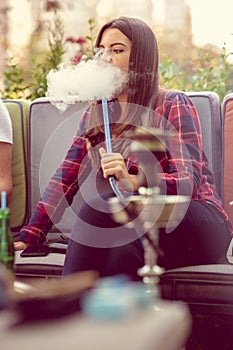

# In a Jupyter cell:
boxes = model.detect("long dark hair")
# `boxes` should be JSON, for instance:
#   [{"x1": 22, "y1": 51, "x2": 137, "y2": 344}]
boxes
[
  {"x1": 95, "y1": 16, "x2": 159, "y2": 107},
  {"x1": 85, "y1": 17, "x2": 160, "y2": 168}
]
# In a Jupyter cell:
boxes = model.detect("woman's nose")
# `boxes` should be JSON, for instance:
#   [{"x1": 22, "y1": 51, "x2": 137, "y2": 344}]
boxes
[
  {"x1": 101, "y1": 50, "x2": 112, "y2": 63},
  {"x1": 95, "y1": 48, "x2": 112, "y2": 63}
]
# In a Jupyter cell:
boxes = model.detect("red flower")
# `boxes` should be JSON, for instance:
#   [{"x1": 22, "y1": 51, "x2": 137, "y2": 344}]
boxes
[
  {"x1": 72, "y1": 54, "x2": 82, "y2": 65},
  {"x1": 75, "y1": 37, "x2": 87, "y2": 45},
  {"x1": 66, "y1": 36, "x2": 87, "y2": 45}
]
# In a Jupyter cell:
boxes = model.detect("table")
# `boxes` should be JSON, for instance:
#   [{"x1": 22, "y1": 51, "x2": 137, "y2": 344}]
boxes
[{"x1": 0, "y1": 301, "x2": 191, "y2": 350}]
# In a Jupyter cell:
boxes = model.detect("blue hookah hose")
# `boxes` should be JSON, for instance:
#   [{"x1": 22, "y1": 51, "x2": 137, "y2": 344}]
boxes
[
  {"x1": 102, "y1": 98, "x2": 125, "y2": 199},
  {"x1": 101, "y1": 99, "x2": 157, "y2": 251}
]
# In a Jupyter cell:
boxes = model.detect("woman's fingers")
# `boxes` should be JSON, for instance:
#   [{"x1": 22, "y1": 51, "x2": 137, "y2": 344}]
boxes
[
  {"x1": 99, "y1": 147, "x2": 106, "y2": 157},
  {"x1": 100, "y1": 149, "x2": 125, "y2": 177},
  {"x1": 14, "y1": 241, "x2": 28, "y2": 251},
  {"x1": 99, "y1": 148, "x2": 139, "y2": 191},
  {"x1": 99, "y1": 148, "x2": 124, "y2": 165}
]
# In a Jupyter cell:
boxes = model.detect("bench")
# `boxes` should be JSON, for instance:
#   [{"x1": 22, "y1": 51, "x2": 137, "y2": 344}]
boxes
[{"x1": 5, "y1": 93, "x2": 233, "y2": 282}]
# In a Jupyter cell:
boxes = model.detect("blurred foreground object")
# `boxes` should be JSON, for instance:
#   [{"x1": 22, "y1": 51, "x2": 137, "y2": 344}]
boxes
[
  {"x1": 10, "y1": 270, "x2": 98, "y2": 322},
  {"x1": 0, "y1": 295, "x2": 191, "y2": 350},
  {"x1": 0, "y1": 191, "x2": 15, "y2": 278}
]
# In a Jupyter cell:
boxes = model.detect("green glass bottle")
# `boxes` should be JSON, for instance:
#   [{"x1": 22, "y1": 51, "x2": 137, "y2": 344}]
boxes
[{"x1": 0, "y1": 192, "x2": 15, "y2": 276}]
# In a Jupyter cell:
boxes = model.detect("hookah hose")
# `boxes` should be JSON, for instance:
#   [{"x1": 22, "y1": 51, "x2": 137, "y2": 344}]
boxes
[
  {"x1": 102, "y1": 98, "x2": 125, "y2": 199},
  {"x1": 101, "y1": 99, "x2": 157, "y2": 251}
]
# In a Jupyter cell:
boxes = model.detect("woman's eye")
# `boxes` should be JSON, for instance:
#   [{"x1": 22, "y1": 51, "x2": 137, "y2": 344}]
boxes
[{"x1": 113, "y1": 49, "x2": 124, "y2": 54}]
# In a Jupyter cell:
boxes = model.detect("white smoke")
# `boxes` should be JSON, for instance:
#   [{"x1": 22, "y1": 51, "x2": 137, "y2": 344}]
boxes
[{"x1": 46, "y1": 58, "x2": 128, "y2": 111}]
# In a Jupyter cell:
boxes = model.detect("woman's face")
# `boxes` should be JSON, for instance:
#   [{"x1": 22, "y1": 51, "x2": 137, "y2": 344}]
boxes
[{"x1": 98, "y1": 28, "x2": 132, "y2": 72}]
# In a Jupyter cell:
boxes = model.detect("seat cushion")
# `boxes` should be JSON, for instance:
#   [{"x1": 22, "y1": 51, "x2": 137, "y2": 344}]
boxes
[
  {"x1": 28, "y1": 98, "x2": 88, "y2": 237},
  {"x1": 159, "y1": 264, "x2": 233, "y2": 305},
  {"x1": 186, "y1": 91, "x2": 223, "y2": 198},
  {"x1": 15, "y1": 250, "x2": 65, "y2": 279},
  {"x1": 223, "y1": 93, "x2": 233, "y2": 225},
  {"x1": 4, "y1": 100, "x2": 30, "y2": 232}
]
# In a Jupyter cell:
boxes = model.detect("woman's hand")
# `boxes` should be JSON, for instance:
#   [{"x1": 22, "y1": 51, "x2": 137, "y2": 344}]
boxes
[
  {"x1": 99, "y1": 147, "x2": 140, "y2": 192},
  {"x1": 14, "y1": 241, "x2": 29, "y2": 251}
]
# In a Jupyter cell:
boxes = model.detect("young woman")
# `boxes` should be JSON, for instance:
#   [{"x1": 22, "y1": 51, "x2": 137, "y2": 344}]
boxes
[
  {"x1": 0, "y1": 100, "x2": 13, "y2": 205},
  {"x1": 15, "y1": 17, "x2": 231, "y2": 280}
]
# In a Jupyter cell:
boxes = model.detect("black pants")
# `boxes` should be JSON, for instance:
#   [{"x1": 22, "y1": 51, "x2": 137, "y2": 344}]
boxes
[{"x1": 62, "y1": 194, "x2": 231, "y2": 280}]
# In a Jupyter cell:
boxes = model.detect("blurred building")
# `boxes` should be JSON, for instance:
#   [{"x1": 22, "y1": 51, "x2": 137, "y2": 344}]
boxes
[
  {"x1": 164, "y1": 0, "x2": 192, "y2": 41},
  {"x1": 160, "y1": 0, "x2": 193, "y2": 59},
  {"x1": 164, "y1": 0, "x2": 190, "y2": 29},
  {"x1": 111, "y1": 0, "x2": 154, "y2": 22}
]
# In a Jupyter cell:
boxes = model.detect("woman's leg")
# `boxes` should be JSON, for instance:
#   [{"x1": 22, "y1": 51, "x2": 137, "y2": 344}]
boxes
[
  {"x1": 62, "y1": 193, "x2": 144, "y2": 280},
  {"x1": 62, "y1": 239, "x2": 144, "y2": 281},
  {"x1": 158, "y1": 200, "x2": 231, "y2": 269},
  {"x1": 63, "y1": 195, "x2": 231, "y2": 276}
]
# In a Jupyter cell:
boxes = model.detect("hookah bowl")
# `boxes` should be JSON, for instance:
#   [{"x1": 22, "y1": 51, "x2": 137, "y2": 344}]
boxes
[{"x1": 108, "y1": 128, "x2": 189, "y2": 297}]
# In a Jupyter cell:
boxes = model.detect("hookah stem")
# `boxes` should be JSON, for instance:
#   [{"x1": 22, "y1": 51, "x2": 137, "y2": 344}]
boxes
[
  {"x1": 123, "y1": 204, "x2": 159, "y2": 252},
  {"x1": 102, "y1": 98, "x2": 124, "y2": 199}
]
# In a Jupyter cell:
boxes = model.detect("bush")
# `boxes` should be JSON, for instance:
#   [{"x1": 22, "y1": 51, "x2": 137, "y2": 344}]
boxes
[
  {"x1": 160, "y1": 45, "x2": 233, "y2": 101},
  {"x1": 1, "y1": 15, "x2": 233, "y2": 102},
  {"x1": 1, "y1": 11, "x2": 64, "y2": 100}
]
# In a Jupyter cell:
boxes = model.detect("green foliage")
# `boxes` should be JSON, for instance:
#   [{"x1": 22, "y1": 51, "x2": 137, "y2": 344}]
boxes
[
  {"x1": 1, "y1": 57, "x2": 30, "y2": 99},
  {"x1": 184, "y1": 47, "x2": 231, "y2": 101},
  {"x1": 1, "y1": 15, "x2": 233, "y2": 102},
  {"x1": 1, "y1": 11, "x2": 64, "y2": 100},
  {"x1": 159, "y1": 56, "x2": 185, "y2": 90},
  {"x1": 85, "y1": 18, "x2": 97, "y2": 59},
  {"x1": 28, "y1": 12, "x2": 64, "y2": 100},
  {"x1": 160, "y1": 45, "x2": 233, "y2": 101}
]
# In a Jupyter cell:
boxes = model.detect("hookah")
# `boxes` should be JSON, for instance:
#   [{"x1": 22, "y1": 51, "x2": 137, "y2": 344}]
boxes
[{"x1": 101, "y1": 98, "x2": 189, "y2": 297}]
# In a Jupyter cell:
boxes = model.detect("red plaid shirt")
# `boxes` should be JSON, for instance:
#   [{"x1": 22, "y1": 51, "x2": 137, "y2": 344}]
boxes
[{"x1": 20, "y1": 91, "x2": 231, "y2": 244}]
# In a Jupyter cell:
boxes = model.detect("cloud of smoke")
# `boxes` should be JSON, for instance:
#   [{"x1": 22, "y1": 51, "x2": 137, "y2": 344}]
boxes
[{"x1": 46, "y1": 58, "x2": 128, "y2": 111}]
